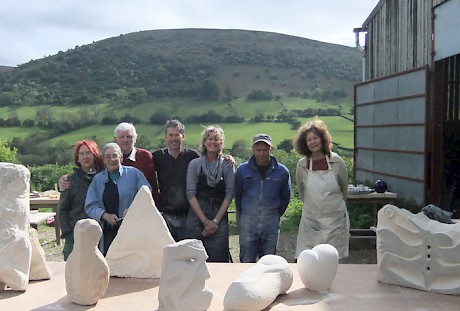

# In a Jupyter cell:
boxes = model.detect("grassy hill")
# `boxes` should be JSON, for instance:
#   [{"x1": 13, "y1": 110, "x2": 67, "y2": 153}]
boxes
[{"x1": 0, "y1": 29, "x2": 359, "y2": 165}]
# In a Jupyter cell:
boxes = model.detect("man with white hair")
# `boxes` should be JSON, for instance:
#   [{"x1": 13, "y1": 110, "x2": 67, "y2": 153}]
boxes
[{"x1": 114, "y1": 122, "x2": 159, "y2": 205}]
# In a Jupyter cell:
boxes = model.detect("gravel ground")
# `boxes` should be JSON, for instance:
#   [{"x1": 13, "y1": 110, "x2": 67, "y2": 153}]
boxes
[{"x1": 39, "y1": 226, "x2": 376, "y2": 264}]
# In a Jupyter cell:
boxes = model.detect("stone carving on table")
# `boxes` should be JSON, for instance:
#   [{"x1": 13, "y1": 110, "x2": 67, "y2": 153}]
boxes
[
  {"x1": 158, "y1": 239, "x2": 213, "y2": 311},
  {"x1": 223, "y1": 255, "x2": 293, "y2": 311},
  {"x1": 66, "y1": 218, "x2": 109, "y2": 305},
  {"x1": 106, "y1": 186, "x2": 175, "y2": 278},
  {"x1": 377, "y1": 204, "x2": 460, "y2": 295},
  {"x1": 0, "y1": 163, "x2": 32, "y2": 291},
  {"x1": 28, "y1": 227, "x2": 51, "y2": 281},
  {"x1": 297, "y1": 244, "x2": 339, "y2": 292}
]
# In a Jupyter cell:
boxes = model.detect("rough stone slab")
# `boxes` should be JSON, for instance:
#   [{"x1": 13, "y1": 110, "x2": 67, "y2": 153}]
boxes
[{"x1": 106, "y1": 186, "x2": 175, "y2": 278}]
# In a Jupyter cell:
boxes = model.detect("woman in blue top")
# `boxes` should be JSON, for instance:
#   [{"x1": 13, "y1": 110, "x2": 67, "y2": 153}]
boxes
[{"x1": 85, "y1": 142, "x2": 151, "y2": 255}]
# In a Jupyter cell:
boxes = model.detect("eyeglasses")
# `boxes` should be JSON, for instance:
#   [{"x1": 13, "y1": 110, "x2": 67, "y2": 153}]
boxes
[
  {"x1": 104, "y1": 154, "x2": 120, "y2": 160},
  {"x1": 78, "y1": 151, "x2": 93, "y2": 157}
]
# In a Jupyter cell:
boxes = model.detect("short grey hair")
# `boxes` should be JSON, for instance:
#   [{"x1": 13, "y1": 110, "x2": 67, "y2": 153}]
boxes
[
  {"x1": 114, "y1": 122, "x2": 137, "y2": 140},
  {"x1": 102, "y1": 142, "x2": 122, "y2": 157},
  {"x1": 164, "y1": 119, "x2": 185, "y2": 134}
]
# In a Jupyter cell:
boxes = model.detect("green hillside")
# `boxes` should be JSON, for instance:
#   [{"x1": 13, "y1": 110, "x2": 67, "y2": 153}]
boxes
[{"x1": 0, "y1": 29, "x2": 359, "y2": 165}]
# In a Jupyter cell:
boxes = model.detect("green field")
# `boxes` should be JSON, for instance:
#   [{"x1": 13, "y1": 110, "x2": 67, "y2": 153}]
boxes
[{"x1": 0, "y1": 98, "x2": 354, "y2": 150}]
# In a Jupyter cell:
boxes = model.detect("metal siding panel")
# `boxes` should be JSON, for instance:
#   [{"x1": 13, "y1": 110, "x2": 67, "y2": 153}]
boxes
[
  {"x1": 374, "y1": 127, "x2": 399, "y2": 149},
  {"x1": 356, "y1": 106, "x2": 375, "y2": 127},
  {"x1": 397, "y1": 98, "x2": 426, "y2": 123},
  {"x1": 356, "y1": 149, "x2": 374, "y2": 171},
  {"x1": 374, "y1": 102, "x2": 398, "y2": 125},
  {"x1": 356, "y1": 83, "x2": 375, "y2": 104},
  {"x1": 374, "y1": 150, "x2": 398, "y2": 175},
  {"x1": 398, "y1": 70, "x2": 426, "y2": 96},
  {"x1": 434, "y1": 0, "x2": 460, "y2": 60},
  {"x1": 397, "y1": 126, "x2": 426, "y2": 151},
  {"x1": 356, "y1": 128, "x2": 374, "y2": 147},
  {"x1": 397, "y1": 153, "x2": 425, "y2": 180},
  {"x1": 374, "y1": 77, "x2": 399, "y2": 101}
]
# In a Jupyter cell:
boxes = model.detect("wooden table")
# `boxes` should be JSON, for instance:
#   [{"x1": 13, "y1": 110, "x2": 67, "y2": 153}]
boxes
[
  {"x1": 347, "y1": 191, "x2": 397, "y2": 227},
  {"x1": 29, "y1": 196, "x2": 61, "y2": 245},
  {"x1": 1, "y1": 262, "x2": 458, "y2": 310},
  {"x1": 29, "y1": 211, "x2": 56, "y2": 230}
]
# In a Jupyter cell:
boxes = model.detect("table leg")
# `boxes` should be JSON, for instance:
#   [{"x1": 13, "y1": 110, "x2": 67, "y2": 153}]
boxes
[{"x1": 53, "y1": 206, "x2": 61, "y2": 246}]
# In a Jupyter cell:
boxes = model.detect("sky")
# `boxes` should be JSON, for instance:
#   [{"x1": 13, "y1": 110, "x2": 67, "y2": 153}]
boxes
[{"x1": 0, "y1": 0, "x2": 380, "y2": 67}]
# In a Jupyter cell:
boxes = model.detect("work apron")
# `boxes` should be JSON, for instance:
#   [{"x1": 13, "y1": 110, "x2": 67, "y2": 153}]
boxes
[{"x1": 295, "y1": 156, "x2": 349, "y2": 259}]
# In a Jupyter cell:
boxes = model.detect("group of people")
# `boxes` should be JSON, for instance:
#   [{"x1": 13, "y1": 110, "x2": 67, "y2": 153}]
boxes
[{"x1": 58, "y1": 117, "x2": 349, "y2": 263}]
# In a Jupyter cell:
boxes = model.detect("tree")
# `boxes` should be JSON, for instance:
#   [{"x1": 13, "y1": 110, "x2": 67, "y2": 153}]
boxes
[
  {"x1": 277, "y1": 139, "x2": 293, "y2": 153},
  {"x1": 199, "y1": 78, "x2": 220, "y2": 100},
  {"x1": 231, "y1": 140, "x2": 251, "y2": 160},
  {"x1": 35, "y1": 106, "x2": 54, "y2": 127},
  {"x1": 0, "y1": 139, "x2": 19, "y2": 163}
]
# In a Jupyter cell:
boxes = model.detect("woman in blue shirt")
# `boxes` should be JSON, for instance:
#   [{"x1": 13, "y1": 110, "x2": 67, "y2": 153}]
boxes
[{"x1": 85, "y1": 142, "x2": 151, "y2": 255}]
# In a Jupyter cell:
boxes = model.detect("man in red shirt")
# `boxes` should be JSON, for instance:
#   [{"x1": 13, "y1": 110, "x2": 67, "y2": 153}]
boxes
[{"x1": 114, "y1": 122, "x2": 159, "y2": 206}]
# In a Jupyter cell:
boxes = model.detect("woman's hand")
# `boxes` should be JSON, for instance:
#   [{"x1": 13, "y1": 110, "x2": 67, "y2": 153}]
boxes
[
  {"x1": 102, "y1": 212, "x2": 119, "y2": 226},
  {"x1": 202, "y1": 219, "x2": 219, "y2": 237}
]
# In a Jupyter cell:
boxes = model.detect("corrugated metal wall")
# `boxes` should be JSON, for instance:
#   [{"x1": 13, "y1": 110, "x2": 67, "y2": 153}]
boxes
[{"x1": 364, "y1": 0, "x2": 447, "y2": 80}]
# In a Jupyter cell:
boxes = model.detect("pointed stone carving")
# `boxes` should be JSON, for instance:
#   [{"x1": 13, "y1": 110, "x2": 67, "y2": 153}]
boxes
[
  {"x1": 65, "y1": 218, "x2": 109, "y2": 305},
  {"x1": 159, "y1": 239, "x2": 213, "y2": 311},
  {"x1": 297, "y1": 244, "x2": 339, "y2": 292},
  {"x1": 106, "y1": 186, "x2": 175, "y2": 278},
  {"x1": 28, "y1": 227, "x2": 51, "y2": 281},
  {"x1": 0, "y1": 163, "x2": 32, "y2": 291},
  {"x1": 377, "y1": 204, "x2": 460, "y2": 295},
  {"x1": 224, "y1": 255, "x2": 293, "y2": 311}
]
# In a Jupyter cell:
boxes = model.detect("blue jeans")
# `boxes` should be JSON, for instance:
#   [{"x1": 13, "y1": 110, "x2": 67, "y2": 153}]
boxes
[
  {"x1": 162, "y1": 213, "x2": 188, "y2": 242},
  {"x1": 238, "y1": 214, "x2": 280, "y2": 263}
]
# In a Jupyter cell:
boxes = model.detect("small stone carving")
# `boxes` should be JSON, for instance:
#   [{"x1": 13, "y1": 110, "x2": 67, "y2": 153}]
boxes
[
  {"x1": 377, "y1": 204, "x2": 460, "y2": 295},
  {"x1": 106, "y1": 186, "x2": 175, "y2": 278},
  {"x1": 65, "y1": 219, "x2": 109, "y2": 305},
  {"x1": 158, "y1": 239, "x2": 213, "y2": 311},
  {"x1": 0, "y1": 163, "x2": 32, "y2": 291},
  {"x1": 28, "y1": 227, "x2": 51, "y2": 281},
  {"x1": 223, "y1": 255, "x2": 293, "y2": 311},
  {"x1": 297, "y1": 244, "x2": 339, "y2": 292}
]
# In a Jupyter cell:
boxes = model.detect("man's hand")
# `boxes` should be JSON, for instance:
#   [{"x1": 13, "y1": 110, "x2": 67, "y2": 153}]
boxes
[
  {"x1": 224, "y1": 154, "x2": 236, "y2": 167},
  {"x1": 58, "y1": 174, "x2": 70, "y2": 192}
]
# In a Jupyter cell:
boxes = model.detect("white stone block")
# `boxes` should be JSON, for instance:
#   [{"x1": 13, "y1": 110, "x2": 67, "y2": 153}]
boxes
[
  {"x1": 224, "y1": 255, "x2": 293, "y2": 311},
  {"x1": 297, "y1": 244, "x2": 339, "y2": 292},
  {"x1": 28, "y1": 227, "x2": 51, "y2": 281},
  {"x1": 377, "y1": 204, "x2": 460, "y2": 295},
  {"x1": 66, "y1": 219, "x2": 109, "y2": 305},
  {"x1": 159, "y1": 239, "x2": 213, "y2": 311},
  {"x1": 106, "y1": 186, "x2": 175, "y2": 278},
  {"x1": 0, "y1": 163, "x2": 32, "y2": 291}
]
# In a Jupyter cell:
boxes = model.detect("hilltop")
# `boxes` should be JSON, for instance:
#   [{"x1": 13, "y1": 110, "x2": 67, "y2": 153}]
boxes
[{"x1": 0, "y1": 29, "x2": 361, "y2": 107}]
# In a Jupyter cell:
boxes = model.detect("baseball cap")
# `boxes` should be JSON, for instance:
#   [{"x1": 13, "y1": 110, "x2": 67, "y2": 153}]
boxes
[{"x1": 252, "y1": 134, "x2": 272, "y2": 146}]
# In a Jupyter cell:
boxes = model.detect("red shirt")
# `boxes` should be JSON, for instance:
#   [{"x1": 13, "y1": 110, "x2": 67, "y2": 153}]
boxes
[{"x1": 122, "y1": 147, "x2": 159, "y2": 206}]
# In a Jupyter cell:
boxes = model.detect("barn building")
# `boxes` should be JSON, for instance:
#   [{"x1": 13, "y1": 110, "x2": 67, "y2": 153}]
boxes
[{"x1": 353, "y1": 0, "x2": 459, "y2": 211}]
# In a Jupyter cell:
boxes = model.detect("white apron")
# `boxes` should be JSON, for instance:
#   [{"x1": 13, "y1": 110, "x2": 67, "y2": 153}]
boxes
[{"x1": 295, "y1": 156, "x2": 349, "y2": 259}]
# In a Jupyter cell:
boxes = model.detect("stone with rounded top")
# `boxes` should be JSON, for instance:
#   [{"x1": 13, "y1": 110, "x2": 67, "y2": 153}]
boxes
[{"x1": 223, "y1": 255, "x2": 293, "y2": 311}]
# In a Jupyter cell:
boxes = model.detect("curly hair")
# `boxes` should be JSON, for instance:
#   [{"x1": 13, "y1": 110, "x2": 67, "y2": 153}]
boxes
[
  {"x1": 293, "y1": 118, "x2": 333, "y2": 157},
  {"x1": 73, "y1": 140, "x2": 103, "y2": 168},
  {"x1": 199, "y1": 125, "x2": 225, "y2": 155}
]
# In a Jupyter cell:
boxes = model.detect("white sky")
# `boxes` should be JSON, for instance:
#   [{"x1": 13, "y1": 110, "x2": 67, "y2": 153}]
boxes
[{"x1": 0, "y1": 0, "x2": 379, "y2": 67}]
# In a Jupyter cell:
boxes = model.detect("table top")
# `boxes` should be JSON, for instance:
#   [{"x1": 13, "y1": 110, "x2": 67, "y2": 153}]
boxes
[
  {"x1": 29, "y1": 211, "x2": 56, "y2": 224},
  {"x1": 347, "y1": 191, "x2": 397, "y2": 201},
  {"x1": 1, "y1": 262, "x2": 458, "y2": 310}
]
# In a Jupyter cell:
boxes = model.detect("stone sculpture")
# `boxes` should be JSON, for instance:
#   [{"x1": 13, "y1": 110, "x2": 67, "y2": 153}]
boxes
[
  {"x1": 223, "y1": 255, "x2": 293, "y2": 311},
  {"x1": 0, "y1": 163, "x2": 32, "y2": 291},
  {"x1": 158, "y1": 239, "x2": 213, "y2": 311},
  {"x1": 28, "y1": 227, "x2": 51, "y2": 281},
  {"x1": 377, "y1": 204, "x2": 460, "y2": 295},
  {"x1": 65, "y1": 218, "x2": 109, "y2": 305},
  {"x1": 297, "y1": 244, "x2": 339, "y2": 292},
  {"x1": 106, "y1": 186, "x2": 175, "y2": 278}
]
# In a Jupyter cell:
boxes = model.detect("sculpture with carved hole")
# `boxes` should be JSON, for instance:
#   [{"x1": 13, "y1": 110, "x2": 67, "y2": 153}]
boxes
[
  {"x1": 65, "y1": 219, "x2": 109, "y2": 305},
  {"x1": 223, "y1": 255, "x2": 293, "y2": 311},
  {"x1": 377, "y1": 204, "x2": 460, "y2": 295},
  {"x1": 297, "y1": 244, "x2": 339, "y2": 292},
  {"x1": 105, "y1": 186, "x2": 175, "y2": 278},
  {"x1": 0, "y1": 163, "x2": 32, "y2": 291},
  {"x1": 158, "y1": 239, "x2": 213, "y2": 311}
]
